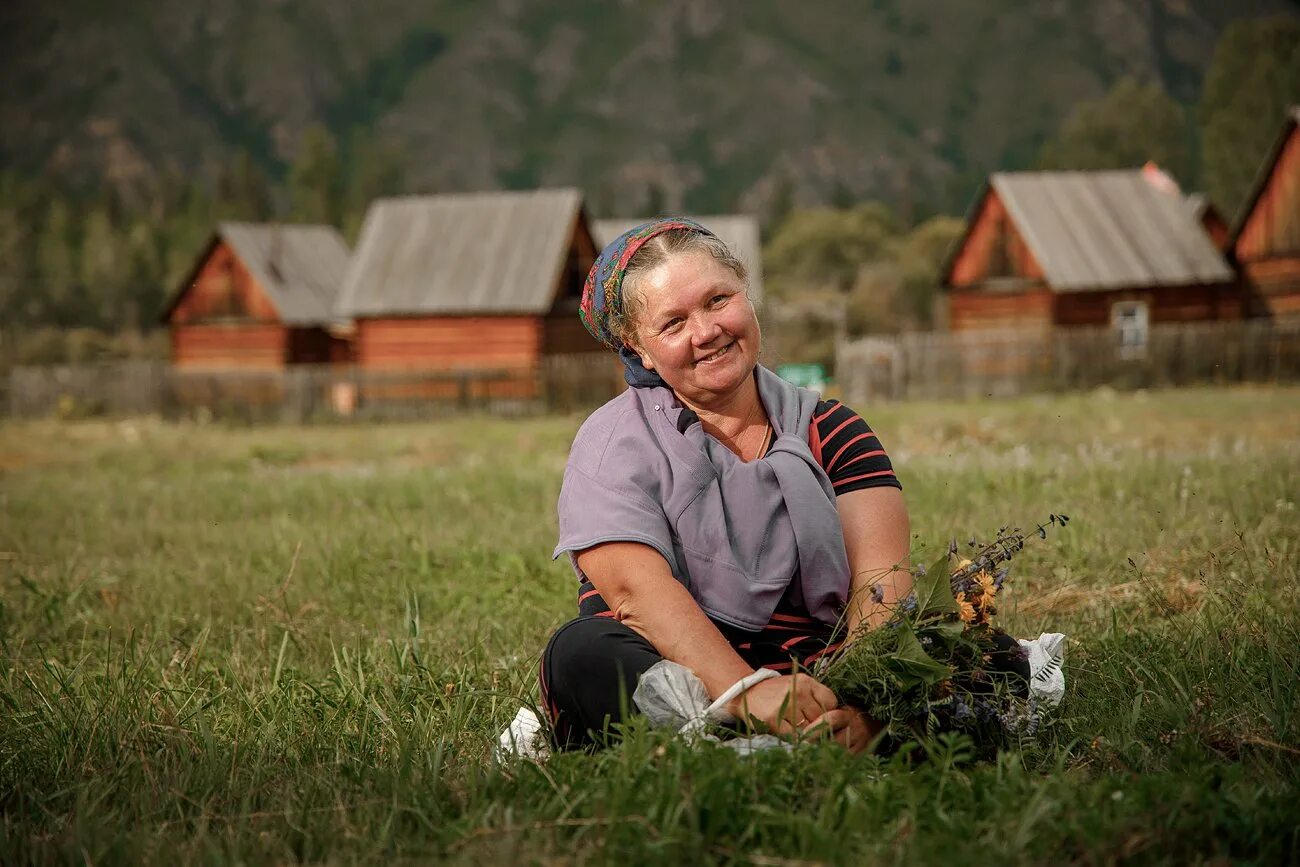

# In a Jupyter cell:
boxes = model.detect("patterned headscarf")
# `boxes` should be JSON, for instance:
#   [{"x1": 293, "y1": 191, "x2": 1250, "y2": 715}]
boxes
[{"x1": 580, "y1": 217, "x2": 716, "y2": 388}]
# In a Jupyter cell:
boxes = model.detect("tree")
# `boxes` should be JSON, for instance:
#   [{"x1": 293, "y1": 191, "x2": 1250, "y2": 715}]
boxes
[
  {"x1": 124, "y1": 220, "x2": 166, "y2": 329},
  {"x1": 35, "y1": 198, "x2": 80, "y2": 325},
  {"x1": 1200, "y1": 18, "x2": 1300, "y2": 220},
  {"x1": 1038, "y1": 77, "x2": 1192, "y2": 182},
  {"x1": 0, "y1": 175, "x2": 37, "y2": 328},
  {"x1": 215, "y1": 150, "x2": 274, "y2": 221},
  {"x1": 342, "y1": 130, "x2": 407, "y2": 241},
  {"x1": 80, "y1": 207, "x2": 124, "y2": 328},
  {"x1": 290, "y1": 125, "x2": 343, "y2": 226},
  {"x1": 893, "y1": 215, "x2": 965, "y2": 327},
  {"x1": 763, "y1": 202, "x2": 900, "y2": 298}
]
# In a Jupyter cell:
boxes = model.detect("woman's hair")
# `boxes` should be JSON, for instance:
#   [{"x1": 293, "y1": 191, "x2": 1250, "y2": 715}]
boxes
[{"x1": 610, "y1": 228, "x2": 749, "y2": 348}]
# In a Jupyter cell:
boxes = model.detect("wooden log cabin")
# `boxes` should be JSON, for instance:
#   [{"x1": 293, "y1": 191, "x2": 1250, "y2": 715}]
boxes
[
  {"x1": 941, "y1": 167, "x2": 1241, "y2": 345},
  {"x1": 337, "y1": 188, "x2": 603, "y2": 372},
  {"x1": 1231, "y1": 106, "x2": 1300, "y2": 319},
  {"x1": 165, "y1": 222, "x2": 352, "y2": 368}
]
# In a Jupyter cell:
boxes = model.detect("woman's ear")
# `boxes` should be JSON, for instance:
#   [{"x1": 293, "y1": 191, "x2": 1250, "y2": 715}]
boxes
[{"x1": 626, "y1": 342, "x2": 655, "y2": 371}]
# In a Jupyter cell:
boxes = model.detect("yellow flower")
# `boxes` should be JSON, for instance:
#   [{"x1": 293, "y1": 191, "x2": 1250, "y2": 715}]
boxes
[
  {"x1": 976, "y1": 570, "x2": 997, "y2": 599},
  {"x1": 956, "y1": 591, "x2": 977, "y2": 624}
]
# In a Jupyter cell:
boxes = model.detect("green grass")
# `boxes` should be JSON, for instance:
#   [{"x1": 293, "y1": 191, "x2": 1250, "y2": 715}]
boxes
[{"x1": 1, "y1": 386, "x2": 1298, "y2": 865}]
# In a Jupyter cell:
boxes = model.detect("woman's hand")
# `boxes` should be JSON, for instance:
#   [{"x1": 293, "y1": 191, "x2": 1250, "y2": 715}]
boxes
[
  {"x1": 801, "y1": 706, "x2": 883, "y2": 754},
  {"x1": 728, "y1": 673, "x2": 839, "y2": 734}
]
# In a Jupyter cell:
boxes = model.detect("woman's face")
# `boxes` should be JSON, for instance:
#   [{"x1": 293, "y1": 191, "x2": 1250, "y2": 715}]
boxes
[{"x1": 630, "y1": 250, "x2": 760, "y2": 407}]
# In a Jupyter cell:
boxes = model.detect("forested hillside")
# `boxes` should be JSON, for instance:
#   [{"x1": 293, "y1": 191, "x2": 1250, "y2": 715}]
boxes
[
  {"x1": 0, "y1": 1, "x2": 1296, "y2": 345},
  {"x1": 2, "y1": 0, "x2": 1293, "y2": 215}
]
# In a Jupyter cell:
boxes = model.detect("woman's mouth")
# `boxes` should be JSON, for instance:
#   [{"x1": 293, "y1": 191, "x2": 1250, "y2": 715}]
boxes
[{"x1": 697, "y1": 343, "x2": 734, "y2": 365}]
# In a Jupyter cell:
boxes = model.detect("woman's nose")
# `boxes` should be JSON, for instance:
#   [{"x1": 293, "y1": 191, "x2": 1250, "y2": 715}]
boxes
[{"x1": 690, "y1": 315, "x2": 723, "y2": 345}]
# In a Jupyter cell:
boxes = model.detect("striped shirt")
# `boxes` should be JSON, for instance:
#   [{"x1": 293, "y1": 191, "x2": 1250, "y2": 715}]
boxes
[{"x1": 575, "y1": 398, "x2": 900, "y2": 671}]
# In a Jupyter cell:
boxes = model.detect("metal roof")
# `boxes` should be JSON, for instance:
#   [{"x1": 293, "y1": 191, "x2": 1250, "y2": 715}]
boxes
[
  {"x1": 592, "y1": 215, "x2": 765, "y2": 303},
  {"x1": 216, "y1": 222, "x2": 351, "y2": 325},
  {"x1": 987, "y1": 170, "x2": 1234, "y2": 291},
  {"x1": 338, "y1": 188, "x2": 584, "y2": 316}
]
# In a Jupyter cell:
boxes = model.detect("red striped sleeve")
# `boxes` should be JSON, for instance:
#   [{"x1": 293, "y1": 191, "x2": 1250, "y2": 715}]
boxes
[{"x1": 808, "y1": 399, "x2": 900, "y2": 495}]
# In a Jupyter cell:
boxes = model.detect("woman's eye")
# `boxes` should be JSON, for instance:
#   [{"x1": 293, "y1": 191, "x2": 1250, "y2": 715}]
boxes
[
  {"x1": 662, "y1": 319, "x2": 683, "y2": 332},
  {"x1": 710, "y1": 294, "x2": 729, "y2": 306}
]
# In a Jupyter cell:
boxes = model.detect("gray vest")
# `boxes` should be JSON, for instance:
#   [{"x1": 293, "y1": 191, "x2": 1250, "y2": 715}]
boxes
[{"x1": 553, "y1": 365, "x2": 851, "y2": 631}]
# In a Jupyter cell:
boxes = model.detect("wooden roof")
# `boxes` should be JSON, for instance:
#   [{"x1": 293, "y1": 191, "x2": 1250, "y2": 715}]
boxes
[
  {"x1": 338, "y1": 188, "x2": 585, "y2": 317},
  {"x1": 946, "y1": 170, "x2": 1233, "y2": 291},
  {"x1": 591, "y1": 215, "x2": 765, "y2": 303},
  {"x1": 165, "y1": 222, "x2": 351, "y2": 326}
]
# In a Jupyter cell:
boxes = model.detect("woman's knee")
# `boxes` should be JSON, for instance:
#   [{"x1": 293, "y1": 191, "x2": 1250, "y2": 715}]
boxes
[
  {"x1": 542, "y1": 616, "x2": 658, "y2": 691},
  {"x1": 540, "y1": 616, "x2": 662, "y2": 749}
]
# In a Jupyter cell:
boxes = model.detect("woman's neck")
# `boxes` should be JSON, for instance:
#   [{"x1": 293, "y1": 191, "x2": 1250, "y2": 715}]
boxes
[{"x1": 681, "y1": 373, "x2": 767, "y2": 448}]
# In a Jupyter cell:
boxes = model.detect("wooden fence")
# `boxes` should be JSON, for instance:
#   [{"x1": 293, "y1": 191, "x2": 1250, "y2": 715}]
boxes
[
  {"x1": 3, "y1": 353, "x2": 626, "y2": 422},
  {"x1": 6, "y1": 321, "x2": 1298, "y2": 421},
  {"x1": 836, "y1": 320, "x2": 1300, "y2": 404}
]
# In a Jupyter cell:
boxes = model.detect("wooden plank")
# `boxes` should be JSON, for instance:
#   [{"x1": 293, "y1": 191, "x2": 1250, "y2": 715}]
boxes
[
  {"x1": 1237, "y1": 126, "x2": 1300, "y2": 262},
  {"x1": 949, "y1": 190, "x2": 1044, "y2": 287},
  {"x1": 172, "y1": 324, "x2": 287, "y2": 369},
  {"x1": 169, "y1": 240, "x2": 279, "y2": 325},
  {"x1": 948, "y1": 287, "x2": 1053, "y2": 331},
  {"x1": 355, "y1": 316, "x2": 541, "y2": 369}
]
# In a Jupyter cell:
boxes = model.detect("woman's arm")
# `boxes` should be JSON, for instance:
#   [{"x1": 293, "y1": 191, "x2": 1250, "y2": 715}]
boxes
[
  {"x1": 576, "y1": 541, "x2": 752, "y2": 698},
  {"x1": 799, "y1": 486, "x2": 910, "y2": 754},
  {"x1": 836, "y1": 485, "x2": 912, "y2": 637},
  {"x1": 575, "y1": 541, "x2": 838, "y2": 729}
]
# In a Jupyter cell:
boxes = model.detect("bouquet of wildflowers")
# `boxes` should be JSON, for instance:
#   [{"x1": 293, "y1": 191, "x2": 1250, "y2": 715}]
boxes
[{"x1": 817, "y1": 515, "x2": 1069, "y2": 758}]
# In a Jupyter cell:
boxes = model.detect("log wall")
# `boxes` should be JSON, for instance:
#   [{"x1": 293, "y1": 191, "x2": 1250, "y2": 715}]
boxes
[
  {"x1": 172, "y1": 323, "x2": 287, "y2": 369},
  {"x1": 947, "y1": 286, "x2": 1054, "y2": 332},
  {"x1": 1053, "y1": 285, "x2": 1246, "y2": 326},
  {"x1": 354, "y1": 316, "x2": 541, "y2": 369},
  {"x1": 1236, "y1": 123, "x2": 1300, "y2": 318},
  {"x1": 1236, "y1": 125, "x2": 1300, "y2": 262},
  {"x1": 169, "y1": 240, "x2": 278, "y2": 324},
  {"x1": 947, "y1": 190, "x2": 1044, "y2": 287}
]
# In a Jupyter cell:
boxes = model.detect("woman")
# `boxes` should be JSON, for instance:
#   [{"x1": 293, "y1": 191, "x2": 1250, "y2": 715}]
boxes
[{"x1": 541, "y1": 218, "x2": 912, "y2": 754}]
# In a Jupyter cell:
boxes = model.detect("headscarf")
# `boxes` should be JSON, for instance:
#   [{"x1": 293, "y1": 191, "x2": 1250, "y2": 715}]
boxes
[{"x1": 580, "y1": 217, "x2": 716, "y2": 388}]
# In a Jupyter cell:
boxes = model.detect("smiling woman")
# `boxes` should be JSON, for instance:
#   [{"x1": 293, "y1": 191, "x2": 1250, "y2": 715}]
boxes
[{"x1": 541, "y1": 218, "x2": 912, "y2": 754}]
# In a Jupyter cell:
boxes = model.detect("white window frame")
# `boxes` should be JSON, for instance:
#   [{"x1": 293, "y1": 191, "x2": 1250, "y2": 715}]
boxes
[{"x1": 1111, "y1": 300, "x2": 1149, "y2": 360}]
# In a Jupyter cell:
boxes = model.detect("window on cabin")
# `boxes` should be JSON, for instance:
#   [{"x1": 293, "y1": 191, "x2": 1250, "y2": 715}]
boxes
[{"x1": 1111, "y1": 300, "x2": 1149, "y2": 360}]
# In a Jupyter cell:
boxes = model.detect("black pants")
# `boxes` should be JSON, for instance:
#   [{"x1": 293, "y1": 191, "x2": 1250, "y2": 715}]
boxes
[{"x1": 540, "y1": 616, "x2": 664, "y2": 751}]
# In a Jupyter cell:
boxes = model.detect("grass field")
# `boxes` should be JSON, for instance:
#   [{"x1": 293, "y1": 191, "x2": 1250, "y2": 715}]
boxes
[{"x1": 2, "y1": 386, "x2": 1298, "y2": 865}]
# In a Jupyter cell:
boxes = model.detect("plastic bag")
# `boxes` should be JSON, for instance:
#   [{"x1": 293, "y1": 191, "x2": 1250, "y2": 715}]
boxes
[
  {"x1": 494, "y1": 706, "x2": 552, "y2": 763},
  {"x1": 633, "y1": 659, "x2": 793, "y2": 752},
  {"x1": 1017, "y1": 632, "x2": 1067, "y2": 707}
]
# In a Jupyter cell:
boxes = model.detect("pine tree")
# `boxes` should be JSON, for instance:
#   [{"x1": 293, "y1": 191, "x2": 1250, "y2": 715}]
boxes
[
  {"x1": 290, "y1": 125, "x2": 343, "y2": 226},
  {"x1": 80, "y1": 207, "x2": 123, "y2": 328},
  {"x1": 35, "y1": 198, "x2": 80, "y2": 326},
  {"x1": 1200, "y1": 18, "x2": 1300, "y2": 220},
  {"x1": 124, "y1": 220, "x2": 165, "y2": 329},
  {"x1": 215, "y1": 150, "x2": 274, "y2": 221},
  {"x1": 341, "y1": 130, "x2": 406, "y2": 241},
  {"x1": 1038, "y1": 78, "x2": 1192, "y2": 182},
  {"x1": 0, "y1": 175, "x2": 36, "y2": 328}
]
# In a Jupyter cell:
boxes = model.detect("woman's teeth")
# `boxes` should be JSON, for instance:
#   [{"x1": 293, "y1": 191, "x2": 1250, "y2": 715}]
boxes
[{"x1": 699, "y1": 344, "x2": 732, "y2": 364}]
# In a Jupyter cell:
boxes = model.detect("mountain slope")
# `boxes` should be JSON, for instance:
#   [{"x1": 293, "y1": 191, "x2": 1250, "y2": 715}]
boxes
[{"x1": 0, "y1": 0, "x2": 1292, "y2": 215}]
